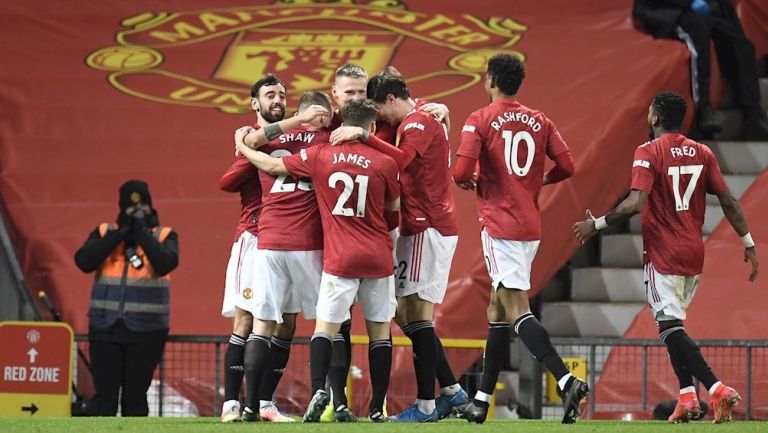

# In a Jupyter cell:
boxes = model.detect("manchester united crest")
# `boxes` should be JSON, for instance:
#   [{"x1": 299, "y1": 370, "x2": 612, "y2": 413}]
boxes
[{"x1": 85, "y1": 0, "x2": 528, "y2": 112}]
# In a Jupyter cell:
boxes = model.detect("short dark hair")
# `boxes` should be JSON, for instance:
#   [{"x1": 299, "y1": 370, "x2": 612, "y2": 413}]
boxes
[
  {"x1": 335, "y1": 63, "x2": 367, "y2": 80},
  {"x1": 250, "y1": 74, "x2": 286, "y2": 98},
  {"x1": 366, "y1": 72, "x2": 410, "y2": 103},
  {"x1": 487, "y1": 53, "x2": 525, "y2": 95},
  {"x1": 298, "y1": 91, "x2": 332, "y2": 112},
  {"x1": 340, "y1": 99, "x2": 378, "y2": 128},
  {"x1": 651, "y1": 91, "x2": 687, "y2": 131}
]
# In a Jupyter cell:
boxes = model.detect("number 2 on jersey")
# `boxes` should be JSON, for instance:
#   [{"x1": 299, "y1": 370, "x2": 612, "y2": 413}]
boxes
[
  {"x1": 502, "y1": 130, "x2": 535, "y2": 176},
  {"x1": 329, "y1": 172, "x2": 369, "y2": 217},
  {"x1": 667, "y1": 165, "x2": 703, "y2": 211}
]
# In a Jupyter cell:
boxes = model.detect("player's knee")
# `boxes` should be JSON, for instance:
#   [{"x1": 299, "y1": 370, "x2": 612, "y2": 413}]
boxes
[
  {"x1": 486, "y1": 297, "x2": 505, "y2": 322},
  {"x1": 275, "y1": 314, "x2": 297, "y2": 338},
  {"x1": 233, "y1": 314, "x2": 253, "y2": 336},
  {"x1": 657, "y1": 319, "x2": 685, "y2": 342},
  {"x1": 339, "y1": 319, "x2": 352, "y2": 334}
]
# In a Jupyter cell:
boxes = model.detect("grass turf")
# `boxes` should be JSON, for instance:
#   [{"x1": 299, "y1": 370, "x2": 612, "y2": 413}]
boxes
[{"x1": 0, "y1": 418, "x2": 765, "y2": 433}]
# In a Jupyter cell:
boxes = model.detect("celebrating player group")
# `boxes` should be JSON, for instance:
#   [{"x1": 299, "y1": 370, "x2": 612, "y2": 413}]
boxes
[{"x1": 218, "y1": 53, "x2": 758, "y2": 425}]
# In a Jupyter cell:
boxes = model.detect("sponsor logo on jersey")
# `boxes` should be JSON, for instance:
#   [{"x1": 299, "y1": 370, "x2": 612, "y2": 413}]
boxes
[
  {"x1": 462, "y1": 125, "x2": 476, "y2": 133},
  {"x1": 633, "y1": 159, "x2": 650, "y2": 168},
  {"x1": 403, "y1": 122, "x2": 425, "y2": 132},
  {"x1": 85, "y1": 0, "x2": 529, "y2": 113}
]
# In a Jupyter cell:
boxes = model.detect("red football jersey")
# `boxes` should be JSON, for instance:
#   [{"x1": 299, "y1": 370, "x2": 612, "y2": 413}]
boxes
[
  {"x1": 330, "y1": 109, "x2": 396, "y2": 142},
  {"x1": 396, "y1": 109, "x2": 458, "y2": 237},
  {"x1": 283, "y1": 141, "x2": 400, "y2": 278},
  {"x1": 457, "y1": 99, "x2": 569, "y2": 240},
  {"x1": 257, "y1": 125, "x2": 329, "y2": 251},
  {"x1": 631, "y1": 133, "x2": 728, "y2": 276},
  {"x1": 219, "y1": 124, "x2": 262, "y2": 242}
]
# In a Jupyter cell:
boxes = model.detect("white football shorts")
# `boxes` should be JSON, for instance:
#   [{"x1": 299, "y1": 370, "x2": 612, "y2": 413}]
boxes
[
  {"x1": 221, "y1": 231, "x2": 258, "y2": 317},
  {"x1": 316, "y1": 272, "x2": 396, "y2": 323},
  {"x1": 395, "y1": 228, "x2": 457, "y2": 303},
  {"x1": 481, "y1": 228, "x2": 540, "y2": 291},
  {"x1": 644, "y1": 262, "x2": 700, "y2": 321},
  {"x1": 245, "y1": 248, "x2": 323, "y2": 323}
]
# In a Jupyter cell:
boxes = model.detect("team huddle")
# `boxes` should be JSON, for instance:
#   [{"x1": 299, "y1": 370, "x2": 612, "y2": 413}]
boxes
[{"x1": 218, "y1": 54, "x2": 758, "y2": 424}]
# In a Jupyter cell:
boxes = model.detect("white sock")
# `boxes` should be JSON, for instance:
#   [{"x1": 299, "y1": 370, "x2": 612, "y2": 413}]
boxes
[
  {"x1": 474, "y1": 391, "x2": 492, "y2": 403},
  {"x1": 708, "y1": 381, "x2": 723, "y2": 396},
  {"x1": 416, "y1": 399, "x2": 435, "y2": 414},
  {"x1": 441, "y1": 384, "x2": 461, "y2": 395},
  {"x1": 680, "y1": 386, "x2": 696, "y2": 395},
  {"x1": 259, "y1": 400, "x2": 272, "y2": 409},
  {"x1": 557, "y1": 373, "x2": 574, "y2": 391}
]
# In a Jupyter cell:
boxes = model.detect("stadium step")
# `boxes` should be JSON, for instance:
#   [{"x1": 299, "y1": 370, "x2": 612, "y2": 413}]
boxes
[
  {"x1": 542, "y1": 302, "x2": 646, "y2": 338},
  {"x1": 571, "y1": 267, "x2": 645, "y2": 302},
  {"x1": 706, "y1": 141, "x2": 768, "y2": 175},
  {"x1": 599, "y1": 235, "x2": 643, "y2": 269}
]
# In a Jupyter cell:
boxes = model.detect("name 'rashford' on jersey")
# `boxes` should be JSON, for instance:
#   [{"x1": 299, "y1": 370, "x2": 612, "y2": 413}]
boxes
[
  {"x1": 630, "y1": 133, "x2": 728, "y2": 276},
  {"x1": 283, "y1": 141, "x2": 400, "y2": 278},
  {"x1": 457, "y1": 99, "x2": 570, "y2": 241},
  {"x1": 257, "y1": 125, "x2": 329, "y2": 251}
]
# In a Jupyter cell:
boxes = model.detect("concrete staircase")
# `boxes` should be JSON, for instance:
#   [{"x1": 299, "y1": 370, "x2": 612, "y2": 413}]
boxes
[{"x1": 542, "y1": 139, "x2": 768, "y2": 338}]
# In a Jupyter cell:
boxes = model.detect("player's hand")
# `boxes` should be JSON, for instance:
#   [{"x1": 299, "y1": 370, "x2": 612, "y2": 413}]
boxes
[
  {"x1": 299, "y1": 105, "x2": 330, "y2": 124},
  {"x1": 421, "y1": 102, "x2": 449, "y2": 123},
  {"x1": 330, "y1": 126, "x2": 365, "y2": 145},
  {"x1": 455, "y1": 172, "x2": 478, "y2": 191},
  {"x1": 572, "y1": 209, "x2": 598, "y2": 244},
  {"x1": 745, "y1": 247, "x2": 758, "y2": 282},
  {"x1": 234, "y1": 126, "x2": 254, "y2": 156}
]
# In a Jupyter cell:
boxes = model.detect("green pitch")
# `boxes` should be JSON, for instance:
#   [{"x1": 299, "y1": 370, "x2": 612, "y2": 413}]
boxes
[{"x1": 1, "y1": 418, "x2": 765, "y2": 433}]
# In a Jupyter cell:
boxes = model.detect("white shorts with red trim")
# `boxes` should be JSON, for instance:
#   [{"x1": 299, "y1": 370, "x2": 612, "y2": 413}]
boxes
[
  {"x1": 481, "y1": 228, "x2": 540, "y2": 291},
  {"x1": 394, "y1": 228, "x2": 458, "y2": 303},
  {"x1": 221, "y1": 231, "x2": 258, "y2": 317},
  {"x1": 316, "y1": 272, "x2": 396, "y2": 323},
  {"x1": 643, "y1": 262, "x2": 700, "y2": 321},
  {"x1": 245, "y1": 249, "x2": 323, "y2": 323}
]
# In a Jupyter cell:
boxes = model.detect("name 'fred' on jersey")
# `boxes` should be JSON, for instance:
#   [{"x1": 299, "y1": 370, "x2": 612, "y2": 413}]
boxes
[
  {"x1": 257, "y1": 126, "x2": 329, "y2": 251},
  {"x1": 457, "y1": 99, "x2": 570, "y2": 241}
]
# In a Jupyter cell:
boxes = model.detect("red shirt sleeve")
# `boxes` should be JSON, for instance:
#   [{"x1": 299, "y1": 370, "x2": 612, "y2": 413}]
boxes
[
  {"x1": 453, "y1": 155, "x2": 476, "y2": 183},
  {"x1": 630, "y1": 145, "x2": 655, "y2": 192},
  {"x1": 282, "y1": 146, "x2": 317, "y2": 178},
  {"x1": 456, "y1": 111, "x2": 483, "y2": 160},
  {"x1": 545, "y1": 119, "x2": 570, "y2": 158},
  {"x1": 398, "y1": 113, "x2": 433, "y2": 157},
  {"x1": 705, "y1": 148, "x2": 728, "y2": 194},
  {"x1": 366, "y1": 134, "x2": 417, "y2": 170},
  {"x1": 218, "y1": 155, "x2": 258, "y2": 192},
  {"x1": 383, "y1": 156, "x2": 400, "y2": 202}
]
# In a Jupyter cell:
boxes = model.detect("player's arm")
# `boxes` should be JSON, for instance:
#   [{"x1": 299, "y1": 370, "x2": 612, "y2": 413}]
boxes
[
  {"x1": 452, "y1": 155, "x2": 478, "y2": 190},
  {"x1": 715, "y1": 190, "x2": 758, "y2": 281},
  {"x1": 235, "y1": 139, "x2": 290, "y2": 176},
  {"x1": 420, "y1": 102, "x2": 451, "y2": 134},
  {"x1": 453, "y1": 114, "x2": 483, "y2": 190},
  {"x1": 239, "y1": 105, "x2": 329, "y2": 149},
  {"x1": 543, "y1": 122, "x2": 575, "y2": 185},
  {"x1": 543, "y1": 148, "x2": 575, "y2": 185},
  {"x1": 329, "y1": 127, "x2": 417, "y2": 170},
  {"x1": 218, "y1": 155, "x2": 257, "y2": 192},
  {"x1": 572, "y1": 190, "x2": 648, "y2": 243}
]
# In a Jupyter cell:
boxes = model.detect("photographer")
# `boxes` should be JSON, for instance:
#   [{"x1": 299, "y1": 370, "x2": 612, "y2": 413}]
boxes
[{"x1": 74, "y1": 180, "x2": 179, "y2": 416}]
